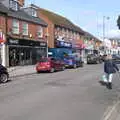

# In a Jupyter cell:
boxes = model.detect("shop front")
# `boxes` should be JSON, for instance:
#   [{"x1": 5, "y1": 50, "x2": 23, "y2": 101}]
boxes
[{"x1": 7, "y1": 38, "x2": 47, "y2": 66}]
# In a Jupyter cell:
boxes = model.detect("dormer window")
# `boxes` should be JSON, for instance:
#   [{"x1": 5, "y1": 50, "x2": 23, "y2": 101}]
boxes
[
  {"x1": 31, "y1": 8, "x2": 37, "y2": 17},
  {"x1": 9, "y1": 0, "x2": 18, "y2": 11}
]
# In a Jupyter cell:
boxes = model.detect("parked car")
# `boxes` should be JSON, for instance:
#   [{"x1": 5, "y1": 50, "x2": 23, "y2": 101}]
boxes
[
  {"x1": 0, "y1": 64, "x2": 9, "y2": 83},
  {"x1": 101, "y1": 54, "x2": 107, "y2": 62},
  {"x1": 36, "y1": 57, "x2": 65, "y2": 73},
  {"x1": 112, "y1": 54, "x2": 120, "y2": 64},
  {"x1": 64, "y1": 55, "x2": 83, "y2": 68},
  {"x1": 87, "y1": 54, "x2": 102, "y2": 64}
]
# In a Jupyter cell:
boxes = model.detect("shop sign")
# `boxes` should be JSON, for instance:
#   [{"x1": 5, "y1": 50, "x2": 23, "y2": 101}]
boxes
[
  {"x1": 74, "y1": 44, "x2": 85, "y2": 49},
  {"x1": 56, "y1": 40, "x2": 72, "y2": 48},
  {"x1": 9, "y1": 39, "x2": 19, "y2": 45},
  {"x1": 57, "y1": 36, "x2": 64, "y2": 41},
  {"x1": 40, "y1": 42, "x2": 47, "y2": 47},
  {"x1": 8, "y1": 38, "x2": 47, "y2": 47}
]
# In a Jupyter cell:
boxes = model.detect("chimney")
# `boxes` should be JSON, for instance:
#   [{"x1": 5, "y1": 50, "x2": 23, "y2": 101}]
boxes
[{"x1": 17, "y1": 0, "x2": 24, "y2": 6}]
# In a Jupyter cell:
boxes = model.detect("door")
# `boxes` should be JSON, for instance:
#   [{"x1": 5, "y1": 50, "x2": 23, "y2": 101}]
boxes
[
  {"x1": 54, "y1": 58, "x2": 61, "y2": 70},
  {"x1": 51, "y1": 58, "x2": 57, "y2": 70}
]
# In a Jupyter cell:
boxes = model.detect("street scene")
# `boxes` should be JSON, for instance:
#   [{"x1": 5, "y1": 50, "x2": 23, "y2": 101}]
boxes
[
  {"x1": 0, "y1": 0, "x2": 120, "y2": 119},
  {"x1": 0, "y1": 64, "x2": 120, "y2": 120}
]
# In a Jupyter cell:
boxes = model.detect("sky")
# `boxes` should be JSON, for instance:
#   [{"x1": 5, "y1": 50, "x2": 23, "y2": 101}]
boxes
[{"x1": 25, "y1": 0, "x2": 120, "y2": 39}]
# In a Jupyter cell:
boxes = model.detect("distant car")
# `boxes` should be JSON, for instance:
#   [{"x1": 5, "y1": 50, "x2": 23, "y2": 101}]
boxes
[
  {"x1": 36, "y1": 57, "x2": 65, "y2": 73},
  {"x1": 101, "y1": 54, "x2": 107, "y2": 62},
  {"x1": 87, "y1": 54, "x2": 102, "y2": 64},
  {"x1": 64, "y1": 55, "x2": 83, "y2": 68},
  {"x1": 112, "y1": 54, "x2": 120, "y2": 64},
  {"x1": 0, "y1": 64, "x2": 9, "y2": 83}
]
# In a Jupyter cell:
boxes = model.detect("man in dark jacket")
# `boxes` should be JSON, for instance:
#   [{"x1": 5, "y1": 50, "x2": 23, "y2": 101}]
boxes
[{"x1": 104, "y1": 54, "x2": 119, "y2": 89}]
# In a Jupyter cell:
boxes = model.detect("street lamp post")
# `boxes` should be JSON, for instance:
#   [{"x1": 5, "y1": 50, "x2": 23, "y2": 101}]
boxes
[
  {"x1": 45, "y1": 34, "x2": 49, "y2": 58},
  {"x1": 103, "y1": 16, "x2": 110, "y2": 54}
]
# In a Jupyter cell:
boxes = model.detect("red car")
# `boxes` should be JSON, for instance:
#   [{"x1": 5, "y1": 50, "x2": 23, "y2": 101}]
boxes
[{"x1": 36, "y1": 57, "x2": 65, "y2": 73}]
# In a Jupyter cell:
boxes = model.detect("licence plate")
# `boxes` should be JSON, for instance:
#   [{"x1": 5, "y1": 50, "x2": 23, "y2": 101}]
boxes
[{"x1": 39, "y1": 66, "x2": 45, "y2": 69}]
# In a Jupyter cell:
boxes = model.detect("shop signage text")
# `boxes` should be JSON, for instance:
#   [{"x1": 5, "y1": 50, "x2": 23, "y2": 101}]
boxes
[
  {"x1": 8, "y1": 38, "x2": 47, "y2": 47},
  {"x1": 56, "y1": 40, "x2": 72, "y2": 48}
]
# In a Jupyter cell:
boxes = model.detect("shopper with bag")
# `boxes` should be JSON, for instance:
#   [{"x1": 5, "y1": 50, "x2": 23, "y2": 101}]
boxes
[{"x1": 103, "y1": 54, "x2": 119, "y2": 89}]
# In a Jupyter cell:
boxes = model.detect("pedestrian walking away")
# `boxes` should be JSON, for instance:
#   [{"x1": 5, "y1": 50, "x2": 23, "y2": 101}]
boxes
[{"x1": 101, "y1": 54, "x2": 119, "y2": 89}]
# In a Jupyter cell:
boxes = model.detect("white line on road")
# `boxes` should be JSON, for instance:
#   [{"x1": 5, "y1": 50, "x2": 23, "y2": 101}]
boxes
[{"x1": 102, "y1": 100, "x2": 120, "y2": 120}]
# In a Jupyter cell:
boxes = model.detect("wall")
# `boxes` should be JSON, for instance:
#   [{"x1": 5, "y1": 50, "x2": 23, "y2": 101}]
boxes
[
  {"x1": 0, "y1": 14, "x2": 6, "y2": 35},
  {"x1": 7, "y1": 17, "x2": 46, "y2": 41},
  {"x1": 37, "y1": 10, "x2": 55, "y2": 48}
]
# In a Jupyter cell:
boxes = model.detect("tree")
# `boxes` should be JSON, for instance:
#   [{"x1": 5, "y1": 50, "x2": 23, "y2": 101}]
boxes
[{"x1": 117, "y1": 16, "x2": 120, "y2": 29}]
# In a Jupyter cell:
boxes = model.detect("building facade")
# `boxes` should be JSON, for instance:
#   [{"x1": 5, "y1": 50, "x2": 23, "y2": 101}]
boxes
[
  {"x1": 0, "y1": 0, "x2": 47, "y2": 67},
  {"x1": 0, "y1": 3, "x2": 7, "y2": 66},
  {"x1": 24, "y1": 4, "x2": 85, "y2": 59}
]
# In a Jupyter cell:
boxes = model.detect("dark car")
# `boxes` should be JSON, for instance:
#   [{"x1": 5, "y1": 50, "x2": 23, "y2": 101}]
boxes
[
  {"x1": 101, "y1": 54, "x2": 107, "y2": 62},
  {"x1": 0, "y1": 64, "x2": 9, "y2": 83},
  {"x1": 36, "y1": 57, "x2": 65, "y2": 73},
  {"x1": 112, "y1": 54, "x2": 120, "y2": 64},
  {"x1": 64, "y1": 54, "x2": 83, "y2": 68},
  {"x1": 87, "y1": 54, "x2": 102, "y2": 64}
]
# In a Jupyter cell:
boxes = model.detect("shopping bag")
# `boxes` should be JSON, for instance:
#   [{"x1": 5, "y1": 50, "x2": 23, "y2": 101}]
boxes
[{"x1": 102, "y1": 74, "x2": 107, "y2": 82}]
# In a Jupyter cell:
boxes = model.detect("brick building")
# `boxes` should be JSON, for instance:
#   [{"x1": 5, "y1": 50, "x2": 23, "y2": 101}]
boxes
[
  {"x1": 24, "y1": 4, "x2": 85, "y2": 51},
  {"x1": 84, "y1": 32, "x2": 102, "y2": 55},
  {"x1": 0, "y1": 0, "x2": 47, "y2": 66}
]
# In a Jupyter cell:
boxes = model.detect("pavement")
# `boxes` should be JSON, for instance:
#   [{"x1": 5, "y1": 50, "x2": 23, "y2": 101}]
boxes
[
  {"x1": 7, "y1": 65, "x2": 36, "y2": 78},
  {"x1": 0, "y1": 64, "x2": 120, "y2": 120}
]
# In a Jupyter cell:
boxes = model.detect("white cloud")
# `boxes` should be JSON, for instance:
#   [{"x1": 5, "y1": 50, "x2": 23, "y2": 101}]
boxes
[{"x1": 107, "y1": 29, "x2": 120, "y2": 38}]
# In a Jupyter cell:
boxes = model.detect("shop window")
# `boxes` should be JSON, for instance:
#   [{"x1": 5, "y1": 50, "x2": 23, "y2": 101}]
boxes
[
  {"x1": 12, "y1": 19, "x2": 19, "y2": 34},
  {"x1": 9, "y1": 0, "x2": 19, "y2": 11},
  {"x1": 22, "y1": 23, "x2": 28, "y2": 35}
]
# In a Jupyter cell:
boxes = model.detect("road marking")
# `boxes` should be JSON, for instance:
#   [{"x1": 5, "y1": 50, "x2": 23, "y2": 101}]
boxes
[{"x1": 102, "y1": 101, "x2": 120, "y2": 120}]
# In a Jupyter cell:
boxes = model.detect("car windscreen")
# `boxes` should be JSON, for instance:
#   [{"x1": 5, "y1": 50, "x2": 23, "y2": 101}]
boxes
[{"x1": 39, "y1": 59, "x2": 49, "y2": 62}]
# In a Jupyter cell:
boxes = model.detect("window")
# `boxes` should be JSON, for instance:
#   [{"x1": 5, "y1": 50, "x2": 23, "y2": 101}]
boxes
[
  {"x1": 31, "y1": 8, "x2": 37, "y2": 17},
  {"x1": 38, "y1": 26, "x2": 43, "y2": 38},
  {"x1": 12, "y1": 19, "x2": 19, "y2": 34},
  {"x1": 10, "y1": 0, "x2": 18, "y2": 11},
  {"x1": 22, "y1": 23, "x2": 28, "y2": 35},
  {"x1": 73, "y1": 32, "x2": 76, "y2": 39},
  {"x1": 77, "y1": 33, "x2": 79, "y2": 39},
  {"x1": 57, "y1": 27, "x2": 60, "y2": 31},
  {"x1": 66, "y1": 29, "x2": 69, "y2": 38}
]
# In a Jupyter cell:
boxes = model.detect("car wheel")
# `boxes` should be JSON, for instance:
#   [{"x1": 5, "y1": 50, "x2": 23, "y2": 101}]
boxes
[
  {"x1": 73, "y1": 64, "x2": 77, "y2": 69},
  {"x1": 80, "y1": 63, "x2": 84, "y2": 67},
  {"x1": 0, "y1": 73, "x2": 8, "y2": 83},
  {"x1": 50, "y1": 68, "x2": 55, "y2": 73},
  {"x1": 96, "y1": 60, "x2": 99, "y2": 64},
  {"x1": 37, "y1": 71, "x2": 40, "y2": 73}
]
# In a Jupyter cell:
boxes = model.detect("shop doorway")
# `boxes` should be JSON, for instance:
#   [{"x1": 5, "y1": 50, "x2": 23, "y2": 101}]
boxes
[
  {"x1": 9, "y1": 47, "x2": 47, "y2": 66},
  {"x1": 9, "y1": 47, "x2": 32, "y2": 66}
]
